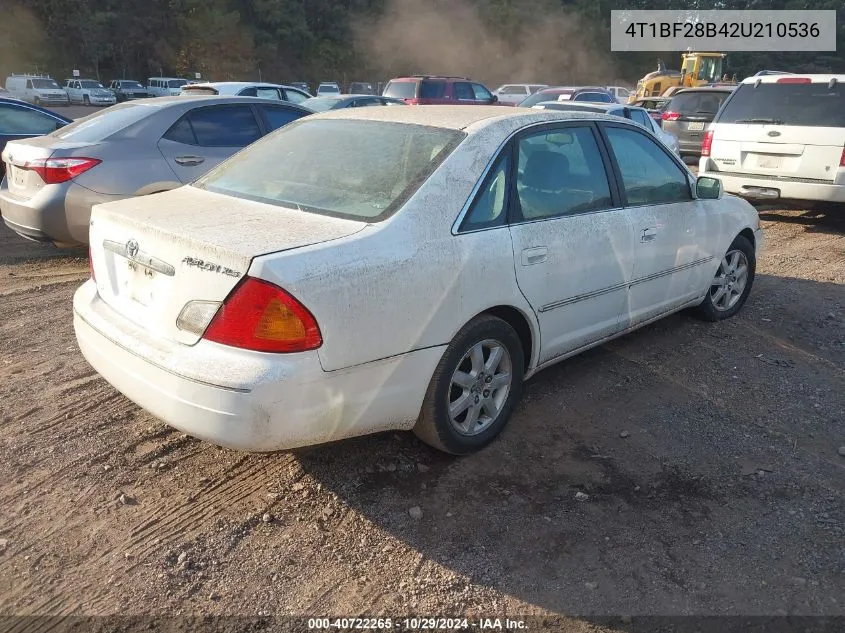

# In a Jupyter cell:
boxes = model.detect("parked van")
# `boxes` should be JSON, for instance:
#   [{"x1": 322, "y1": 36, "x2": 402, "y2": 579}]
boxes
[
  {"x1": 699, "y1": 74, "x2": 845, "y2": 205},
  {"x1": 147, "y1": 77, "x2": 188, "y2": 97},
  {"x1": 4, "y1": 74, "x2": 69, "y2": 107}
]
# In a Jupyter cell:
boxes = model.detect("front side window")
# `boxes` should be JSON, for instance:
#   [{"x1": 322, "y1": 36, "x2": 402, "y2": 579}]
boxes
[
  {"x1": 383, "y1": 81, "x2": 417, "y2": 99},
  {"x1": 499, "y1": 86, "x2": 525, "y2": 95},
  {"x1": 472, "y1": 83, "x2": 493, "y2": 101},
  {"x1": 0, "y1": 104, "x2": 63, "y2": 134},
  {"x1": 196, "y1": 119, "x2": 464, "y2": 221},
  {"x1": 255, "y1": 87, "x2": 281, "y2": 100},
  {"x1": 282, "y1": 89, "x2": 308, "y2": 104},
  {"x1": 603, "y1": 125, "x2": 691, "y2": 206},
  {"x1": 460, "y1": 153, "x2": 510, "y2": 231},
  {"x1": 454, "y1": 82, "x2": 474, "y2": 100},
  {"x1": 515, "y1": 126, "x2": 613, "y2": 221}
]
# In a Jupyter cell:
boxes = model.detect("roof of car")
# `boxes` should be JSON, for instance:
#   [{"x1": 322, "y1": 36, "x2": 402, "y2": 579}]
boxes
[
  {"x1": 534, "y1": 101, "x2": 629, "y2": 111},
  {"x1": 310, "y1": 104, "x2": 627, "y2": 131},
  {"x1": 672, "y1": 86, "x2": 736, "y2": 94},
  {"x1": 105, "y1": 95, "x2": 311, "y2": 111},
  {"x1": 740, "y1": 73, "x2": 845, "y2": 84}
]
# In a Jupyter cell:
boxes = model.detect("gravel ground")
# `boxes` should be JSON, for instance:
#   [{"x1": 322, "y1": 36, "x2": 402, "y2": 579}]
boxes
[{"x1": 0, "y1": 205, "x2": 843, "y2": 629}]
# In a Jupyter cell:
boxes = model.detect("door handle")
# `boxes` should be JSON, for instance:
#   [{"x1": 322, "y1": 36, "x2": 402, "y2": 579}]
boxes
[
  {"x1": 521, "y1": 246, "x2": 548, "y2": 266},
  {"x1": 175, "y1": 155, "x2": 205, "y2": 166},
  {"x1": 641, "y1": 228, "x2": 657, "y2": 243}
]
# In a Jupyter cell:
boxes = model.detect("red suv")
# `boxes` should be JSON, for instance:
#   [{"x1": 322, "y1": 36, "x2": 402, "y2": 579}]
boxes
[{"x1": 382, "y1": 75, "x2": 499, "y2": 105}]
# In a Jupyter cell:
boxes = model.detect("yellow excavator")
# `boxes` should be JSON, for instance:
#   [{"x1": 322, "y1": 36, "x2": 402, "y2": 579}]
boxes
[{"x1": 628, "y1": 51, "x2": 735, "y2": 103}]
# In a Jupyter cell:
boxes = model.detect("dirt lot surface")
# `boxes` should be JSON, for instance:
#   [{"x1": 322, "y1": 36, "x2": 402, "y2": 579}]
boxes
[{"x1": 0, "y1": 206, "x2": 843, "y2": 629}]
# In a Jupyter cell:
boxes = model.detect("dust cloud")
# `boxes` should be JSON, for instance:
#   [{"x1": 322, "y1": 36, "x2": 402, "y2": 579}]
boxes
[
  {"x1": 353, "y1": 0, "x2": 616, "y2": 88},
  {"x1": 0, "y1": 2, "x2": 49, "y2": 81}
]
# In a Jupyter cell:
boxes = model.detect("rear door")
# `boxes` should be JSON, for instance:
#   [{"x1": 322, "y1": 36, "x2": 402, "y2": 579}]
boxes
[
  {"x1": 708, "y1": 79, "x2": 845, "y2": 181},
  {"x1": 506, "y1": 123, "x2": 636, "y2": 363},
  {"x1": 419, "y1": 79, "x2": 450, "y2": 104},
  {"x1": 157, "y1": 104, "x2": 263, "y2": 183}
]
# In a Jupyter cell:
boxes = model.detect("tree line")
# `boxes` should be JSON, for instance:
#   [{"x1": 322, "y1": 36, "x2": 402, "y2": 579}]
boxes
[{"x1": 2, "y1": 0, "x2": 843, "y2": 89}]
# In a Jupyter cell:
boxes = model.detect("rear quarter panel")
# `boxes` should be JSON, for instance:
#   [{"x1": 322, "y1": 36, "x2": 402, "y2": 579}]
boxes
[{"x1": 249, "y1": 122, "x2": 540, "y2": 372}]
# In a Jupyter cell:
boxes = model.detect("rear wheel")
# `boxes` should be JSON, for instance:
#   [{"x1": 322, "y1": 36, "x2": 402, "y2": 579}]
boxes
[
  {"x1": 695, "y1": 235, "x2": 755, "y2": 321},
  {"x1": 414, "y1": 315, "x2": 524, "y2": 454}
]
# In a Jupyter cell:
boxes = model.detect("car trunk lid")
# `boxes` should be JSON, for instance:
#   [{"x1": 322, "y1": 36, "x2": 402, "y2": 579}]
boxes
[
  {"x1": 2, "y1": 137, "x2": 101, "y2": 200},
  {"x1": 89, "y1": 187, "x2": 366, "y2": 346}
]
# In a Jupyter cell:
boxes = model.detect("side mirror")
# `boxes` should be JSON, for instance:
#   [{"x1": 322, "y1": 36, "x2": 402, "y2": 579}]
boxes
[{"x1": 696, "y1": 176, "x2": 722, "y2": 200}]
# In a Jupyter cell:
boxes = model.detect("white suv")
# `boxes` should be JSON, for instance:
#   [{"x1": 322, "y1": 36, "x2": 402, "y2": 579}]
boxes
[{"x1": 699, "y1": 74, "x2": 845, "y2": 205}]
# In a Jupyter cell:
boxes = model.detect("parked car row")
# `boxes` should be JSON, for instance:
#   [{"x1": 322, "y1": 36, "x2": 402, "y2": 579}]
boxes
[{"x1": 8, "y1": 69, "x2": 842, "y2": 458}]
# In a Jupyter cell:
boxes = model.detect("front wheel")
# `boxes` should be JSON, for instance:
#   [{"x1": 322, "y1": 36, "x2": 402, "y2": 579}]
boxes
[
  {"x1": 83, "y1": 95, "x2": 90, "y2": 106},
  {"x1": 33, "y1": 97, "x2": 41, "y2": 106},
  {"x1": 695, "y1": 235, "x2": 756, "y2": 321},
  {"x1": 414, "y1": 315, "x2": 524, "y2": 454}
]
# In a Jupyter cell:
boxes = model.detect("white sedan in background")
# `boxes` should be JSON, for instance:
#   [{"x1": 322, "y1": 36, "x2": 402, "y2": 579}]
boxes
[
  {"x1": 532, "y1": 101, "x2": 681, "y2": 155},
  {"x1": 74, "y1": 106, "x2": 762, "y2": 455}
]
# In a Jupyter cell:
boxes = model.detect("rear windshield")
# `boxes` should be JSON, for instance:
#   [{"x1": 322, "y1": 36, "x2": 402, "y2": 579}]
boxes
[
  {"x1": 519, "y1": 90, "x2": 572, "y2": 108},
  {"x1": 181, "y1": 86, "x2": 217, "y2": 95},
  {"x1": 50, "y1": 103, "x2": 151, "y2": 141},
  {"x1": 196, "y1": 119, "x2": 465, "y2": 221},
  {"x1": 168, "y1": 79, "x2": 187, "y2": 88},
  {"x1": 300, "y1": 97, "x2": 341, "y2": 112},
  {"x1": 33, "y1": 79, "x2": 61, "y2": 89},
  {"x1": 717, "y1": 82, "x2": 845, "y2": 127},
  {"x1": 80, "y1": 80, "x2": 103, "y2": 89},
  {"x1": 669, "y1": 91, "x2": 731, "y2": 115},
  {"x1": 383, "y1": 81, "x2": 417, "y2": 99}
]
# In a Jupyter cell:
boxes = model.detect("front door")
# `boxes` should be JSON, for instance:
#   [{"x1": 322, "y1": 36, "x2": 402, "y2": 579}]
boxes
[
  {"x1": 599, "y1": 123, "x2": 715, "y2": 327},
  {"x1": 506, "y1": 123, "x2": 636, "y2": 365}
]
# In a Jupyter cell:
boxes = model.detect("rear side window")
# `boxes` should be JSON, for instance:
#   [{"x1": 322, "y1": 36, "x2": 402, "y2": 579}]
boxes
[
  {"x1": 239, "y1": 87, "x2": 257, "y2": 97},
  {"x1": 383, "y1": 81, "x2": 417, "y2": 99},
  {"x1": 187, "y1": 105, "x2": 261, "y2": 147},
  {"x1": 0, "y1": 104, "x2": 63, "y2": 134},
  {"x1": 515, "y1": 126, "x2": 613, "y2": 220},
  {"x1": 260, "y1": 105, "x2": 305, "y2": 130},
  {"x1": 163, "y1": 116, "x2": 197, "y2": 144},
  {"x1": 419, "y1": 80, "x2": 446, "y2": 99},
  {"x1": 499, "y1": 86, "x2": 526, "y2": 95},
  {"x1": 629, "y1": 109, "x2": 651, "y2": 128},
  {"x1": 52, "y1": 103, "x2": 150, "y2": 141},
  {"x1": 604, "y1": 126, "x2": 690, "y2": 206},
  {"x1": 669, "y1": 91, "x2": 730, "y2": 115},
  {"x1": 717, "y1": 82, "x2": 845, "y2": 127}
]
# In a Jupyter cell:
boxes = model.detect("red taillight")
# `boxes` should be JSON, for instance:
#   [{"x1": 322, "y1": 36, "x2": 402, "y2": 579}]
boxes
[
  {"x1": 89, "y1": 247, "x2": 95, "y2": 281},
  {"x1": 405, "y1": 98, "x2": 421, "y2": 105},
  {"x1": 840, "y1": 147, "x2": 845, "y2": 167},
  {"x1": 776, "y1": 77, "x2": 811, "y2": 84},
  {"x1": 701, "y1": 130, "x2": 714, "y2": 157},
  {"x1": 661, "y1": 111, "x2": 680, "y2": 121},
  {"x1": 25, "y1": 157, "x2": 101, "y2": 184},
  {"x1": 202, "y1": 277, "x2": 322, "y2": 353}
]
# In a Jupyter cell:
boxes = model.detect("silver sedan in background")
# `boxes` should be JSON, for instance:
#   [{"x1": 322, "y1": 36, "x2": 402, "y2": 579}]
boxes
[
  {"x1": 0, "y1": 96, "x2": 311, "y2": 246},
  {"x1": 530, "y1": 101, "x2": 681, "y2": 155}
]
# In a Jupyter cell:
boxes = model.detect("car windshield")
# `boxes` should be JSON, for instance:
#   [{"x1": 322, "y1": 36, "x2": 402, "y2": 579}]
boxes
[
  {"x1": 319, "y1": 84, "x2": 340, "y2": 93},
  {"x1": 717, "y1": 82, "x2": 845, "y2": 127},
  {"x1": 518, "y1": 90, "x2": 572, "y2": 107},
  {"x1": 32, "y1": 79, "x2": 61, "y2": 89},
  {"x1": 50, "y1": 103, "x2": 150, "y2": 141},
  {"x1": 301, "y1": 97, "x2": 342, "y2": 112},
  {"x1": 196, "y1": 119, "x2": 465, "y2": 221},
  {"x1": 80, "y1": 81, "x2": 103, "y2": 89},
  {"x1": 383, "y1": 81, "x2": 417, "y2": 99},
  {"x1": 168, "y1": 79, "x2": 187, "y2": 88},
  {"x1": 122, "y1": 81, "x2": 144, "y2": 89}
]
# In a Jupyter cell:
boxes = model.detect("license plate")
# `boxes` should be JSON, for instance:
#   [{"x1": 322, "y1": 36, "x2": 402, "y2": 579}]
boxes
[
  {"x1": 126, "y1": 261, "x2": 155, "y2": 306},
  {"x1": 757, "y1": 155, "x2": 782, "y2": 169},
  {"x1": 687, "y1": 122, "x2": 705, "y2": 131},
  {"x1": 10, "y1": 165, "x2": 26, "y2": 187}
]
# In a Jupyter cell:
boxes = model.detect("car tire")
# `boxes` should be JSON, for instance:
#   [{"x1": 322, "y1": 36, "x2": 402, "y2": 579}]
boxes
[
  {"x1": 694, "y1": 234, "x2": 755, "y2": 322},
  {"x1": 33, "y1": 97, "x2": 41, "y2": 106},
  {"x1": 413, "y1": 315, "x2": 524, "y2": 455},
  {"x1": 83, "y1": 95, "x2": 90, "y2": 106}
]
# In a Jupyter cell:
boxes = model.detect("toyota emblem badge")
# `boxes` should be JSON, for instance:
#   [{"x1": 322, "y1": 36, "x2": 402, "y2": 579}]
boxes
[{"x1": 126, "y1": 239, "x2": 139, "y2": 259}]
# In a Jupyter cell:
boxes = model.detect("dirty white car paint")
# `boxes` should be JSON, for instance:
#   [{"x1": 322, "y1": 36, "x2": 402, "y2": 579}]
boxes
[{"x1": 74, "y1": 106, "x2": 763, "y2": 453}]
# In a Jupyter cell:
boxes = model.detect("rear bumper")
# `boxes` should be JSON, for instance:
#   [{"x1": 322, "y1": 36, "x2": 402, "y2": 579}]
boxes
[
  {"x1": 73, "y1": 281, "x2": 443, "y2": 451},
  {"x1": 0, "y1": 180, "x2": 124, "y2": 245},
  {"x1": 701, "y1": 166, "x2": 845, "y2": 204}
]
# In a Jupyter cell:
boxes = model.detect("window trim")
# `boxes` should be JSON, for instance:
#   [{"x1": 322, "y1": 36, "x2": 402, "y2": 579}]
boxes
[
  {"x1": 596, "y1": 120, "x2": 694, "y2": 208},
  {"x1": 457, "y1": 149, "x2": 512, "y2": 233}
]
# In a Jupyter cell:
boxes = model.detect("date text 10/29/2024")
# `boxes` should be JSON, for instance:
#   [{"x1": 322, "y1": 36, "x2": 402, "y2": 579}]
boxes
[{"x1": 307, "y1": 618, "x2": 528, "y2": 630}]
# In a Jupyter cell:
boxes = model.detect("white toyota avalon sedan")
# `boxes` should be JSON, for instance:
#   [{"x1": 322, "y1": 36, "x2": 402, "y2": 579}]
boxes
[{"x1": 74, "y1": 106, "x2": 763, "y2": 454}]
